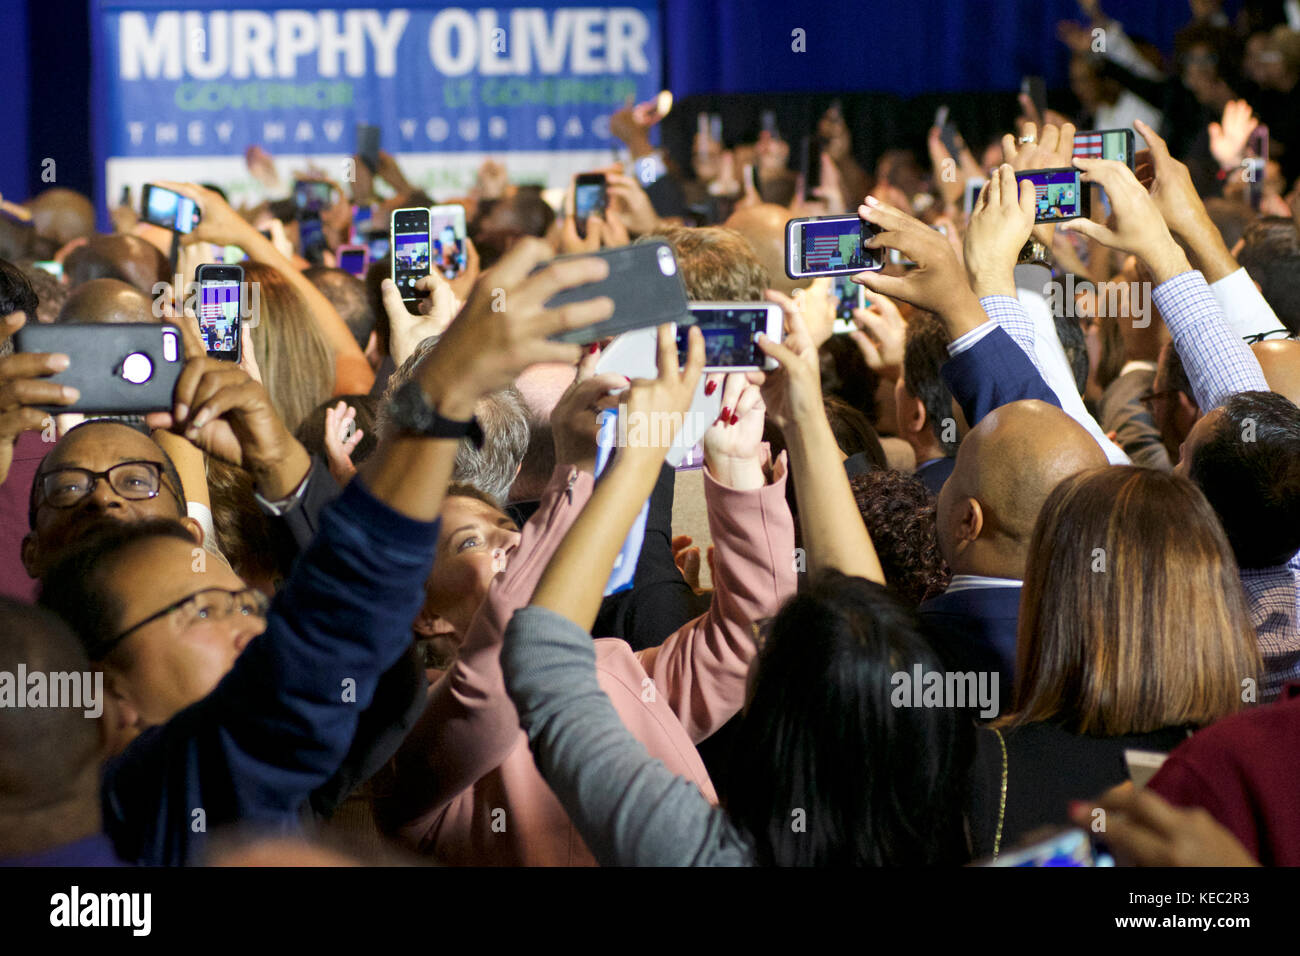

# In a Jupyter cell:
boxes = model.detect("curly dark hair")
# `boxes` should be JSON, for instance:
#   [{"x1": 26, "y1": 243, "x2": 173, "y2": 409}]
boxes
[{"x1": 849, "y1": 470, "x2": 950, "y2": 606}]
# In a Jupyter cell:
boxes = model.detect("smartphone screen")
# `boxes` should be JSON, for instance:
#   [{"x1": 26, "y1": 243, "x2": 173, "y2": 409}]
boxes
[
  {"x1": 832, "y1": 274, "x2": 866, "y2": 323},
  {"x1": 298, "y1": 215, "x2": 327, "y2": 263},
  {"x1": 338, "y1": 247, "x2": 368, "y2": 277},
  {"x1": 574, "y1": 174, "x2": 607, "y2": 239},
  {"x1": 1017, "y1": 168, "x2": 1088, "y2": 222},
  {"x1": 367, "y1": 233, "x2": 391, "y2": 262},
  {"x1": 793, "y1": 216, "x2": 882, "y2": 277},
  {"x1": 678, "y1": 305, "x2": 775, "y2": 369},
  {"x1": 1073, "y1": 129, "x2": 1134, "y2": 168},
  {"x1": 142, "y1": 185, "x2": 200, "y2": 234},
  {"x1": 965, "y1": 177, "x2": 986, "y2": 216},
  {"x1": 392, "y1": 208, "x2": 432, "y2": 300},
  {"x1": 430, "y1": 205, "x2": 468, "y2": 280},
  {"x1": 294, "y1": 180, "x2": 334, "y2": 216},
  {"x1": 357, "y1": 124, "x2": 381, "y2": 172},
  {"x1": 197, "y1": 269, "x2": 242, "y2": 361}
]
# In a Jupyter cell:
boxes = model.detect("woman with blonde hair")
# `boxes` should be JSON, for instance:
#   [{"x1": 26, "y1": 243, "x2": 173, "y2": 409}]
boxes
[
  {"x1": 243, "y1": 261, "x2": 336, "y2": 433},
  {"x1": 968, "y1": 465, "x2": 1261, "y2": 859}
]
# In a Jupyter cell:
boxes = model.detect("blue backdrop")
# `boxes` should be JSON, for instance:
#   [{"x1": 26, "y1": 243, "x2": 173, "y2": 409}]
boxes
[{"x1": 3, "y1": 0, "x2": 1226, "y2": 207}]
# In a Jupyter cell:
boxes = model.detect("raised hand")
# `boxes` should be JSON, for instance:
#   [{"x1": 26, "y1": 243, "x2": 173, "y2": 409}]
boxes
[
  {"x1": 323, "y1": 401, "x2": 364, "y2": 485},
  {"x1": 1208, "y1": 99, "x2": 1259, "y2": 171},
  {"x1": 701, "y1": 372, "x2": 766, "y2": 490},
  {"x1": 1059, "y1": 157, "x2": 1191, "y2": 283},
  {"x1": 411, "y1": 237, "x2": 615, "y2": 422},
  {"x1": 380, "y1": 272, "x2": 460, "y2": 367},
  {"x1": 963, "y1": 163, "x2": 1037, "y2": 298},
  {"x1": 550, "y1": 345, "x2": 625, "y2": 475},
  {"x1": 0, "y1": 311, "x2": 76, "y2": 486}
]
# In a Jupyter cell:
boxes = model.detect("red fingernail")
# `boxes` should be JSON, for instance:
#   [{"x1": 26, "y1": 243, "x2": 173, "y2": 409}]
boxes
[
  {"x1": 719, "y1": 406, "x2": 730, "y2": 421},
  {"x1": 587, "y1": 343, "x2": 599, "y2": 354},
  {"x1": 704, "y1": 380, "x2": 717, "y2": 395},
  {"x1": 730, "y1": 412, "x2": 740, "y2": 425}
]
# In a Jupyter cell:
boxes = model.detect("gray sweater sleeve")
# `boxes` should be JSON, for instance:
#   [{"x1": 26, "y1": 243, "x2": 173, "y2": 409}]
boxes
[{"x1": 501, "y1": 604, "x2": 754, "y2": 866}]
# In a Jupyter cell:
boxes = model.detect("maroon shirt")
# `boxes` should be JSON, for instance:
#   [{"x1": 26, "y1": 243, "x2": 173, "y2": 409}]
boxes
[
  {"x1": 0, "y1": 430, "x2": 47, "y2": 602},
  {"x1": 1149, "y1": 683, "x2": 1300, "y2": 866}
]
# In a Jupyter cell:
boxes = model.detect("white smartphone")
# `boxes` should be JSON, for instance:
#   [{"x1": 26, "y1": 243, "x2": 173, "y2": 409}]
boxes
[
  {"x1": 785, "y1": 214, "x2": 883, "y2": 280},
  {"x1": 676, "y1": 302, "x2": 782, "y2": 371}
]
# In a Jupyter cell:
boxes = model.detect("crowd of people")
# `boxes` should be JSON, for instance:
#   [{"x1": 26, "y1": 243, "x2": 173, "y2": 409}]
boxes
[{"x1": 0, "y1": 0, "x2": 1298, "y2": 868}]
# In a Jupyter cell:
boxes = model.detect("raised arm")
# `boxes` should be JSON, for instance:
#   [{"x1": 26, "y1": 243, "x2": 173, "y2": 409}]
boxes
[
  {"x1": 159, "y1": 181, "x2": 375, "y2": 394},
  {"x1": 502, "y1": 325, "x2": 755, "y2": 866},
  {"x1": 108, "y1": 238, "x2": 614, "y2": 863},
  {"x1": 1134, "y1": 118, "x2": 1289, "y2": 339},
  {"x1": 758, "y1": 301, "x2": 884, "y2": 583},
  {"x1": 1061, "y1": 157, "x2": 1268, "y2": 412},
  {"x1": 636, "y1": 374, "x2": 797, "y2": 741}
]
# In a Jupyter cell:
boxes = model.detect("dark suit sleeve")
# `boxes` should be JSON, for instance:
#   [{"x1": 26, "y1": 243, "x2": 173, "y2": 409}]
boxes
[{"x1": 941, "y1": 325, "x2": 1061, "y2": 428}]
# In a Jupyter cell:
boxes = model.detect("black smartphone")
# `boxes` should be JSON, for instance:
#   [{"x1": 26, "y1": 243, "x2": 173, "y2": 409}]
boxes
[
  {"x1": 785, "y1": 214, "x2": 884, "y2": 279},
  {"x1": 298, "y1": 214, "x2": 328, "y2": 265},
  {"x1": 357, "y1": 123, "x2": 381, "y2": 173},
  {"x1": 540, "y1": 241, "x2": 691, "y2": 345},
  {"x1": 294, "y1": 180, "x2": 335, "y2": 217},
  {"x1": 14, "y1": 323, "x2": 184, "y2": 414},
  {"x1": 679, "y1": 303, "x2": 782, "y2": 371},
  {"x1": 799, "y1": 133, "x2": 822, "y2": 200},
  {"x1": 1021, "y1": 75, "x2": 1048, "y2": 118},
  {"x1": 1073, "y1": 128, "x2": 1136, "y2": 169},
  {"x1": 195, "y1": 263, "x2": 243, "y2": 363},
  {"x1": 935, "y1": 105, "x2": 963, "y2": 158},
  {"x1": 573, "y1": 173, "x2": 607, "y2": 240},
  {"x1": 1016, "y1": 167, "x2": 1090, "y2": 223},
  {"x1": 391, "y1": 207, "x2": 432, "y2": 304},
  {"x1": 140, "y1": 184, "x2": 201, "y2": 234}
]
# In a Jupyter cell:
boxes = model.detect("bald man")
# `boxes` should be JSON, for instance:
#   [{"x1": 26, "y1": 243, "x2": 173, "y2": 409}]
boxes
[
  {"x1": 724, "y1": 202, "x2": 806, "y2": 297},
  {"x1": 55, "y1": 278, "x2": 160, "y2": 325},
  {"x1": 64, "y1": 235, "x2": 171, "y2": 297},
  {"x1": 919, "y1": 400, "x2": 1109, "y2": 711},
  {"x1": 24, "y1": 188, "x2": 96, "y2": 247},
  {"x1": 1252, "y1": 339, "x2": 1300, "y2": 406}
]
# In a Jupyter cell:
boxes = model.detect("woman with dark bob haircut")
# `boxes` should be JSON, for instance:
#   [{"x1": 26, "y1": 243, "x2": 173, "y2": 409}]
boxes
[{"x1": 967, "y1": 466, "x2": 1260, "y2": 859}]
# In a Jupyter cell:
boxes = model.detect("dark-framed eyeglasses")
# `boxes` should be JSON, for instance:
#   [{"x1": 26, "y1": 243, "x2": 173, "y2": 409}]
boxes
[
  {"x1": 35, "y1": 461, "x2": 181, "y2": 511},
  {"x1": 95, "y1": 587, "x2": 270, "y2": 660}
]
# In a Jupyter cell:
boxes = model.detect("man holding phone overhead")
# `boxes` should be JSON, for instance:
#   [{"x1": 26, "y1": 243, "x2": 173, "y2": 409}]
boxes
[{"x1": 8, "y1": 237, "x2": 620, "y2": 864}]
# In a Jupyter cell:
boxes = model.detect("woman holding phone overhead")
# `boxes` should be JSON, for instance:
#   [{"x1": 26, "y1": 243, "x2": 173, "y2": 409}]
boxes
[{"x1": 498, "y1": 310, "x2": 973, "y2": 866}]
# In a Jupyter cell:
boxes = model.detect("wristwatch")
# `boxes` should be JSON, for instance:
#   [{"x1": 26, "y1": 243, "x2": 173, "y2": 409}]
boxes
[
  {"x1": 386, "y1": 379, "x2": 485, "y2": 448},
  {"x1": 1017, "y1": 237, "x2": 1054, "y2": 268}
]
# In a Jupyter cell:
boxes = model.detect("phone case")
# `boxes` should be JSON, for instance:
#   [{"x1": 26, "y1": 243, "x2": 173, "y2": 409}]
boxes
[
  {"x1": 14, "y1": 323, "x2": 184, "y2": 414},
  {"x1": 542, "y1": 241, "x2": 691, "y2": 345}
]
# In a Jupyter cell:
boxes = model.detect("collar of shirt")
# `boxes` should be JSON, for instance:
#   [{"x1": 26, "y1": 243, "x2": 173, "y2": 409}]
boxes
[
  {"x1": 1119, "y1": 360, "x2": 1157, "y2": 377},
  {"x1": 945, "y1": 573, "x2": 1023, "y2": 594}
]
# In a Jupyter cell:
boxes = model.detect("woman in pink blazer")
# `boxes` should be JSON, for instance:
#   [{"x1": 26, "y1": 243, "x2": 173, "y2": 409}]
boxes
[{"x1": 376, "y1": 358, "x2": 797, "y2": 866}]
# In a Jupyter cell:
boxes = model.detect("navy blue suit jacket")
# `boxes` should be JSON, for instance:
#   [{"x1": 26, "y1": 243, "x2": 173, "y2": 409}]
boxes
[
  {"x1": 941, "y1": 325, "x2": 1060, "y2": 428},
  {"x1": 919, "y1": 584, "x2": 1023, "y2": 714}
]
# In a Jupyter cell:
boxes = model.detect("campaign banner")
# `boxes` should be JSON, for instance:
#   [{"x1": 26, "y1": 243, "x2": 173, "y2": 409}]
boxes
[{"x1": 91, "y1": 1, "x2": 662, "y2": 209}]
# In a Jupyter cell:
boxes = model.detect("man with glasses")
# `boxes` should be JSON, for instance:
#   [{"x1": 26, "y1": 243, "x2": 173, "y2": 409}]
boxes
[{"x1": 21, "y1": 419, "x2": 201, "y2": 581}]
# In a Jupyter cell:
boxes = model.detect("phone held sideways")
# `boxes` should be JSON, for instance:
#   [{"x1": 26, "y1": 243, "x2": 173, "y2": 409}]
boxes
[
  {"x1": 14, "y1": 323, "x2": 184, "y2": 415},
  {"x1": 542, "y1": 241, "x2": 691, "y2": 346}
]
